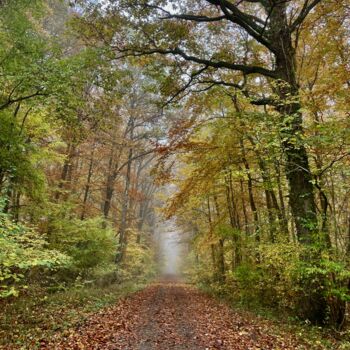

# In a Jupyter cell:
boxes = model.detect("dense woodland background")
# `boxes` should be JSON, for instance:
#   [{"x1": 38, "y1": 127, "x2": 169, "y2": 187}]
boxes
[{"x1": 0, "y1": 0, "x2": 350, "y2": 348}]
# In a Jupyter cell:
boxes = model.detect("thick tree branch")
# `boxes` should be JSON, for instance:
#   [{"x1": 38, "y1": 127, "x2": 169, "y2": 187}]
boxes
[
  {"x1": 161, "y1": 14, "x2": 227, "y2": 22},
  {"x1": 205, "y1": 0, "x2": 276, "y2": 52},
  {"x1": 198, "y1": 79, "x2": 243, "y2": 89},
  {"x1": 146, "y1": 1, "x2": 274, "y2": 52},
  {"x1": 118, "y1": 47, "x2": 278, "y2": 79},
  {"x1": 250, "y1": 96, "x2": 276, "y2": 106},
  {"x1": 0, "y1": 89, "x2": 46, "y2": 111}
]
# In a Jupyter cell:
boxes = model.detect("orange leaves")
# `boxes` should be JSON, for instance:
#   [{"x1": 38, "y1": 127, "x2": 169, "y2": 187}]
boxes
[{"x1": 47, "y1": 283, "x2": 309, "y2": 350}]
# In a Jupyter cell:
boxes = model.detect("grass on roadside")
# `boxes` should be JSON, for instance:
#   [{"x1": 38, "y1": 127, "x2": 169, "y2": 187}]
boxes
[
  {"x1": 198, "y1": 284, "x2": 350, "y2": 350},
  {"x1": 0, "y1": 281, "x2": 146, "y2": 349}
]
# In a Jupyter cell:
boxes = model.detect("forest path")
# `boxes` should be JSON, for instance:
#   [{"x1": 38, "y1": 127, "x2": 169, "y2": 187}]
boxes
[{"x1": 49, "y1": 282, "x2": 307, "y2": 350}]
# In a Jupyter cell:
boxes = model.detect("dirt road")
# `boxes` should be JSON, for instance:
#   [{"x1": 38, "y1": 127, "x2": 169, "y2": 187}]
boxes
[{"x1": 48, "y1": 283, "x2": 307, "y2": 349}]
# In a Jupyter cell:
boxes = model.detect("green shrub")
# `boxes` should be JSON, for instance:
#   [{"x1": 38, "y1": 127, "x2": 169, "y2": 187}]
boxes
[
  {"x1": 231, "y1": 264, "x2": 263, "y2": 306},
  {"x1": 119, "y1": 231, "x2": 157, "y2": 282},
  {"x1": 0, "y1": 210, "x2": 70, "y2": 298},
  {"x1": 48, "y1": 216, "x2": 117, "y2": 276},
  {"x1": 191, "y1": 238, "x2": 349, "y2": 327},
  {"x1": 244, "y1": 243, "x2": 350, "y2": 326},
  {"x1": 257, "y1": 243, "x2": 302, "y2": 310},
  {"x1": 296, "y1": 254, "x2": 350, "y2": 326}
]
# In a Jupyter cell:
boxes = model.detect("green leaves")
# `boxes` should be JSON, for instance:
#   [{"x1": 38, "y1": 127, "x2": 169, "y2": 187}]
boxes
[
  {"x1": 298, "y1": 257, "x2": 350, "y2": 302},
  {"x1": 48, "y1": 216, "x2": 117, "y2": 271},
  {"x1": 0, "y1": 207, "x2": 70, "y2": 298}
]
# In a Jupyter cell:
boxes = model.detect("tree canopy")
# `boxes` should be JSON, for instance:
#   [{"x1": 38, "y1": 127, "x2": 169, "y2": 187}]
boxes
[{"x1": 0, "y1": 1, "x2": 350, "y2": 347}]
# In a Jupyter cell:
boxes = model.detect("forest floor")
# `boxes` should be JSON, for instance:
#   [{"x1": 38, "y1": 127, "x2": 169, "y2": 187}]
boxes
[{"x1": 38, "y1": 281, "x2": 345, "y2": 350}]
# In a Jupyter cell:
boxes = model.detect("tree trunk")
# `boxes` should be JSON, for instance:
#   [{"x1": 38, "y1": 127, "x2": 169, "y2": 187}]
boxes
[
  {"x1": 268, "y1": 3, "x2": 325, "y2": 323},
  {"x1": 207, "y1": 197, "x2": 225, "y2": 281},
  {"x1": 225, "y1": 172, "x2": 241, "y2": 269},
  {"x1": 246, "y1": 133, "x2": 287, "y2": 240},
  {"x1": 213, "y1": 195, "x2": 226, "y2": 282},
  {"x1": 81, "y1": 145, "x2": 95, "y2": 220},
  {"x1": 239, "y1": 178, "x2": 249, "y2": 234},
  {"x1": 240, "y1": 141, "x2": 259, "y2": 241},
  {"x1": 116, "y1": 147, "x2": 133, "y2": 263},
  {"x1": 270, "y1": 4, "x2": 317, "y2": 244},
  {"x1": 55, "y1": 142, "x2": 76, "y2": 201},
  {"x1": 116, "y1": 116, "x2": 135, "y2": 264},
  {"x1": 136, "y1": 181, "x2": 155, "y2": 244},
  {"x1": 102, "y1": 144, "x2": 119, "y2": 220},
  {"x1": 274, "y1": 160, "x2": 289, "y2": 235}
]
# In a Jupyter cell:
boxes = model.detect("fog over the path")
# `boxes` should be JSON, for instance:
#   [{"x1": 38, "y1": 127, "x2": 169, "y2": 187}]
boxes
[{"x1": 156, "y1": 219, "x2": 183, "y2": 276}]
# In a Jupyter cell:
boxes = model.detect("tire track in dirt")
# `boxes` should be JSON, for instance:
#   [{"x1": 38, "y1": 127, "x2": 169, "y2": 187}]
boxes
[{"x1": 136, "y1": 284, "x2": 201, "y2": 350}]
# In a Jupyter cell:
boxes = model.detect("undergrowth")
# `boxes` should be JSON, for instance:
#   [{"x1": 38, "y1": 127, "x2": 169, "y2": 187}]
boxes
[
  {"x1": 198, "y1": 282, "x2": 350, "y2": 350},
  {"x1": 0, "y1": 281, "x2": 147, "y2": 349}
]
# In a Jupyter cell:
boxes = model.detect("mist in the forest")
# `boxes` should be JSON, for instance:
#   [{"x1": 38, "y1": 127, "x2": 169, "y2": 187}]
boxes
[{"x1": 156, "y1": 219, "x2": 183, "y2": 277}]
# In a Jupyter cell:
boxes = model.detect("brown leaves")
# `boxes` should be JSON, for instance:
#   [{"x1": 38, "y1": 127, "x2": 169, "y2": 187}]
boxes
[{"x1": 47, "y1": 283, "x2": 310, "y2": 350}]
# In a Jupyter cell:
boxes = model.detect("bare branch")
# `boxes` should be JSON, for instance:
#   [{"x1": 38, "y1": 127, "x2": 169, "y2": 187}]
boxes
[
  {"x1": 162, "y1": 65, "x2": 209, "y2": 107},
  {"x1": 317, "y1": 152, "x2": 350, "y2": 177},
  {"x1": 290, "y1": 0, "x2": 323, "y2": 32},
  {"x1": 116, "y1": 149, "x2": 156, "y2": 175}
]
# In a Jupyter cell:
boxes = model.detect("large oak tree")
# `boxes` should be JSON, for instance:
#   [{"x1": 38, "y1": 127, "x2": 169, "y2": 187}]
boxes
[{"x1": 95, "y1": 0, "x2": 327, "y2": 245}]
